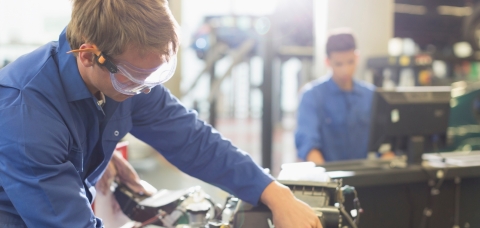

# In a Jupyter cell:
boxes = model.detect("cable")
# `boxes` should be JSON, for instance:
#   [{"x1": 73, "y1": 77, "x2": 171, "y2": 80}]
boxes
[
  {"x1": 133, "y1": 208, "x2": 189, "y2": 228},
  {"x1": 453, "y1": 177, "x2": 461, "y2": 228},
  {"x1": 341, "y1": 186, "x2": 362, "y2": 226},
  {"x1": 352, "y1": 189, "x2": 362, "y2": 225},
  {"x1": 133, "y1": 214, "x2": 161, "y2": 228},
  {"x1": 171, "y1": 208, "x2": 190, "y2": 225},
  {"x1": 339, "y1": 206, "x2": 358, "y2": 228},
  {"x1": 419, "y1": 134, "x2": 450, "y2": 228}
]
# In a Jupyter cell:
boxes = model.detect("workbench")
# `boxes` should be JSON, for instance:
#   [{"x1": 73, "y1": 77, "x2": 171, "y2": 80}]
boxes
[{"x1": 323, "y1": 156, "x2": 480, "y2": 228}]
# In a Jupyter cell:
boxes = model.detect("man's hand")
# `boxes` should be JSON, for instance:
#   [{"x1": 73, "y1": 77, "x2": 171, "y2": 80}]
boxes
[
  {"x1": 96, "y1": 150, "x2": 156, "y2": 196},
  {"x1": 261, "y1": 181, "x2": 322, "y2": 228},
  {"x1": 380, "y1": 151, "x2": 396, "y2": 160},
  {"x1": 306, "y1": 149, "x2": 325, "y2": 165}
]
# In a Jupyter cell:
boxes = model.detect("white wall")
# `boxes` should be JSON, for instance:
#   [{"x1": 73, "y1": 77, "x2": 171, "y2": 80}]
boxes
[
  {"x1": 0, "y1": 0, "x2": 71, "y2": 64},
  {"x1": 315, "y1": 0, "x2": 394, "y2": 79},
  {"x1": 0, "y1": 0, "x2": 71, "y2": 45}
]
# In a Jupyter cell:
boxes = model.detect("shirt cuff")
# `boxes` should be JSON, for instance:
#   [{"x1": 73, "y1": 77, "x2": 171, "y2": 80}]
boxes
[{"x1": 242, "y1": 171, "x2": 275, "y2": 206}]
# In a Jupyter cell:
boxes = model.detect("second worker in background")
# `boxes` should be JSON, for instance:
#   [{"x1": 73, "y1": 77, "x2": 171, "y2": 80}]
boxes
[{"x1": 295, "y1": 29, "x2": 376, "y2": 164}]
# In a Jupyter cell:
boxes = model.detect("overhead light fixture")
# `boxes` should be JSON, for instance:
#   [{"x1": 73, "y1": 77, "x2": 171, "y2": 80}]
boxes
[
  {"x1": 395, "y1": 4, "x2": 426, "y2": 15},
  {"x1": 437, "y1": 6, "x2": 472, "y2": 17},
  {"x1": 388, "y1": 38, "x2": 403, "y2": 57},
  {"x1": 402, "y1": 38, "x2": 416, "y2": 56},
  {"x1": 432, "y1": 60, "x2": 447, "y2": 78},
  {"x1": 453, "y1": 42, "x2": 473, "y2": 58},
  {"x1": 195, "y1": 38, "x2": 207, "y2": 49}
]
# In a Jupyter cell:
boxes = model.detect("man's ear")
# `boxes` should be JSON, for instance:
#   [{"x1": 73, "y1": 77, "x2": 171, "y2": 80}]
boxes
[
  {"x1": 77, "y1": 44, "x2": 96, "y2": 68},
  {"x1": 325, "y1": 57, "x2": 331, "y2": 67}
]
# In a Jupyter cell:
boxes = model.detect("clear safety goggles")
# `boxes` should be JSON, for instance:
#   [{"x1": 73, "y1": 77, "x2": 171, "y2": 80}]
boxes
[
  {"x1": 68, "y1": 45, "x2": 177, "y2": 95},
  {"x1": 108, "y1": 55, "x2": 177, "y2": 95}
]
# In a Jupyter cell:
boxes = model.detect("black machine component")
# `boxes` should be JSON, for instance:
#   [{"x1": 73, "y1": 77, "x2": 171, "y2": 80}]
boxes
[
  {"x1": 368, "y1": 87, "x2": 452, "y2": 164},
  {"x1": 114, "y1": 183, "x2": 189, "y2": 227},
  {"x1": 232, "y1": 180, "x2": 361, "y2": 228},
  {"x1": 115, "y1": 183, "x2": 227, "y2": 228}
]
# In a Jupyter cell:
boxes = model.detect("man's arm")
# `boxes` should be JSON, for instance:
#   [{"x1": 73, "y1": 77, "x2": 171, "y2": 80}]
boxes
[
  {"x1": 0, "y1": 105, "x2": 99, "y2": 227},
  {"x1": 129, "y1": 86, "x2": 321, "y2": 227},
  {"x1": 261, "y1": 181, "x2": 322, "y2": 228},
  {"x1": 129, "y1": 86, "x2": 274, "y2": 205},
  {"x1": 295, "y1": 89, "x2": 325, "y2": 162}
]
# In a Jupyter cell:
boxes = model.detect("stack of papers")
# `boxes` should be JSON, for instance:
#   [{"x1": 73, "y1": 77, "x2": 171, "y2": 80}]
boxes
[{"x1": 423, "y1": 151, "x2": 480, "y2": 167}]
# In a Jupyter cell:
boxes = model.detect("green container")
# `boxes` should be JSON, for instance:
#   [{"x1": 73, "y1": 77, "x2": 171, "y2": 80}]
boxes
[{"x1": 446, "y1": 81, "x2": 480, "y2": 151}]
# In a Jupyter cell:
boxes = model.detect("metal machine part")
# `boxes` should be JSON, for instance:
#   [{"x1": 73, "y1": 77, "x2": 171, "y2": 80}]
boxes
[
  {"x1": 232, "y1": 180, "x2": 360, "y2": 228},
  {"x1": 220, "y1": 197, "x2": 238, "y2": 224},
  {"x1": 186, "y1": 201, "x2": 211, "y2": 227},
  {"x1": 232, "y1": 201, "x2": 341, "y2": 228},
  {"x1": 284, "y1": 180, "x2": 338, "y2": 208},
  {"x1": 115, "y1": 184, "x2": 226, "y2": 228}
]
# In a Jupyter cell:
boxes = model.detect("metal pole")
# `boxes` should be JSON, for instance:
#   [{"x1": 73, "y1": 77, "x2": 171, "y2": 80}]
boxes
[
  {"x1": 209, "y1": 63, "x2": 217, "y2": 127},
  {"x1": 164, "y1": 0, "x2": 182, "y2": 98},
  {"x1": 261, "y1": 17, "x2": 274, "y2": 169}
]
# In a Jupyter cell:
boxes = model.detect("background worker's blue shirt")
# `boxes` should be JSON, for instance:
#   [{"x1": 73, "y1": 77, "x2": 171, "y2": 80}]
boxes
[
  {"x1": 295, "y1": 75, "x2": 374, "y2": 162},
  {"x1": 0, "y1": 29, "x2": 273, "y2": 227}
]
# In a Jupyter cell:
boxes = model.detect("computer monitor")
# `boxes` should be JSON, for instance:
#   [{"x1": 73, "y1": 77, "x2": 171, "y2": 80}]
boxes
[{"x1": 368, "y1": 86, "x2": 451, "y2": 164}]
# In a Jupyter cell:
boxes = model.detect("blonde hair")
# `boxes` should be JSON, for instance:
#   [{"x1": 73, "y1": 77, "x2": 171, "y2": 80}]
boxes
[{"x1": 67, "y1": 0, "x2": 179, "y2": 58}]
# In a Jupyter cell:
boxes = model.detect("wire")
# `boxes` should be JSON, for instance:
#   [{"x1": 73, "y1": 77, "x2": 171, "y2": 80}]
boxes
[
  {"x1": 340, "y1": 186, "x2": 362, "y2": 225},
  {"x1": 339, "y1": 206, "x2": 358, "y2": 228},
  {"x1": 352, "y1": 189, "x2": 362, "y2": 225},
  {"x1": 453, "y1": 177, "x2": 461, "y2": 227},
  {"x1": 133, "y1": 209, "x2": 188, "y2": 228},
  {"x1": 419, "y1": 134, "x2": 451, "y2": 228},
  {"x1": 133, "y1": 214, "x2": 161, "y2": 228}
]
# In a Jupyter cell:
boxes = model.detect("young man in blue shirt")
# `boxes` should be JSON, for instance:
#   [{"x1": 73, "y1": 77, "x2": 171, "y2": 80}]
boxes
[
  {"x1": 0, "y1": 0, "x2": 320, "y2": 227},
  {"x1": 295, "y1": 29, "x2": 376, "y2": 164}
]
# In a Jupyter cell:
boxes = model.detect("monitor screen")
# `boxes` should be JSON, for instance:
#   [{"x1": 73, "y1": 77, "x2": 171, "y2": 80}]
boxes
[{"x1": 368, "y1": 86, "x2": 451, "y2": 164}]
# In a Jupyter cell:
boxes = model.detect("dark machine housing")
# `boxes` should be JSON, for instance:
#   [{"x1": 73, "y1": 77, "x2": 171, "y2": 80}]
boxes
[{"x1": 368, "y1": 87, "x2": 452, "y2": 164}]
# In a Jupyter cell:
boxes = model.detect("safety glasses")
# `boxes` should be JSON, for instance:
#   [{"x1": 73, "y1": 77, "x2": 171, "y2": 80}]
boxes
[{"x1": 68, "y1": 45, "x2": 177, "y2": 95}]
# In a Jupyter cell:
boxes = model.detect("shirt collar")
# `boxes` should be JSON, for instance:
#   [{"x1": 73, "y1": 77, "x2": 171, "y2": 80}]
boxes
[
  {"x1": 326, "y1": 74, "x2": 363, "y2": 95},
  {"x1": 56, "y1": 27, "x2": 92, "y2": 102}
]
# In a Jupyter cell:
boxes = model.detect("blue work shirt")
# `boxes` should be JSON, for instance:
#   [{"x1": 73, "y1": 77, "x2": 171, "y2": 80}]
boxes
[
  {"x1": 295, "y1": 75, "x2": 374, "y2": 162},
  {"x1": 0, "y1": 29, "x2": 273, "y2": 227}
]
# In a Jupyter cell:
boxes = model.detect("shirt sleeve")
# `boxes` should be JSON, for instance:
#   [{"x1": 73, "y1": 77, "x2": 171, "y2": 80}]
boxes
[
  {"x1": 295, "y1": 89, "x2": 323, "y2": 160},
  {"x1": 129, "y1": 86, "x2": 274, "y2": 206},
  {"x1": 0, "y1": 104, "x2": 100, "y2": 228}
]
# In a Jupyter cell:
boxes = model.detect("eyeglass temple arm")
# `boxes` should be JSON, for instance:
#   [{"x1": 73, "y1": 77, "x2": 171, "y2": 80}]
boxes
[
  {"x1": 67, "y1": 46, "x2": 118, "y2": 73},
  {"x1": 67, "y1": 45, "x2": 107, "y2": 64}
]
